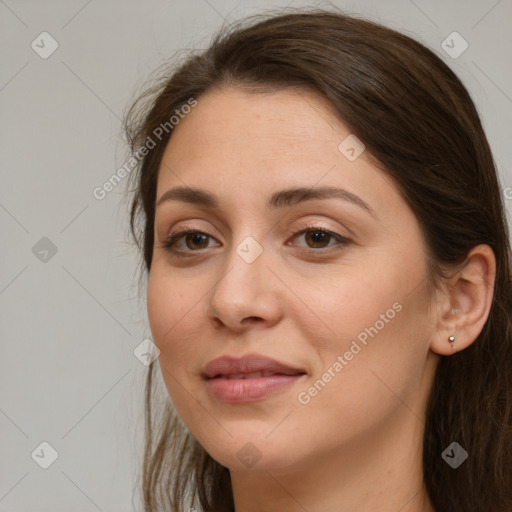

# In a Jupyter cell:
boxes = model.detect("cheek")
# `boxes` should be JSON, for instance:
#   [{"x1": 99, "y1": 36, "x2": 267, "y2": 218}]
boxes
[
  {"x1": 293, "y1": 300, "x2": 428, "y2": 450},
  {"x1": 295, "y1": 254, "x2": 430, "y2": 404},
  {"x1": 147, "y1": 272, "x2": 219, "y2": 445},
  {"x1": 147, "y1": 267, "x2": 201, "y2": 337},
  {"x1": 147, "y1": 270, "x2": 204, "y2": 376},
  {"x1": 296, "y1": 261, "x2": 405, "y2": 353}
]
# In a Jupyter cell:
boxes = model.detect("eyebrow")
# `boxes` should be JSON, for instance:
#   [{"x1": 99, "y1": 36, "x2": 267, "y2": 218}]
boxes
[{"x1": 156, "y1": 186, "x2": 375, "y2": 217}]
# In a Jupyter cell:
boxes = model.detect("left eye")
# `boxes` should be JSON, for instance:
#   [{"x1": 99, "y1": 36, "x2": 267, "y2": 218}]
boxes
[
  {"x1": 160, "y1": 226, "x2": 350, "y2": 254},
  {"x1": 290, "y1": 227, "x2": 348, "y2": 249}
]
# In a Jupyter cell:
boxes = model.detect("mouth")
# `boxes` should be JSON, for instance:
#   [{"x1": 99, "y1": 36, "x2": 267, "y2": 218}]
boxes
[
  {"x1": 201, "y1": 353, "x2": 307, "y2": 403},
  {"x1": 204, "y1": 371, "x2": 307, "y2": 403},
  {"x1": 207, "y1": 370, "x2": 306, "y2": 380}
]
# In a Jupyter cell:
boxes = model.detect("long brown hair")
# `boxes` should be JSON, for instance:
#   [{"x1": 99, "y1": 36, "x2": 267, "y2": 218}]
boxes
[{"x1": 124, "y1": 8, "x2": 512, "y2": 511}]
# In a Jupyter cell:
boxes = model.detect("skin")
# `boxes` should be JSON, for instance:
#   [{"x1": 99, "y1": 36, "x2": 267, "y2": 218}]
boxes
[{"x1": 147, "y1": 86, "x2": 496, "y2": 512}]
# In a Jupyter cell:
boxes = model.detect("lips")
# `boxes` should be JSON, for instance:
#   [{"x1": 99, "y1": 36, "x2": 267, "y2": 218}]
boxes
[
  {"x1": 202, "y1": 354, "x2": 306, "y2": 380},
  {"x1": 221, "y1": 371, "x2": 288, "y2": 379},
  {"x1": 202, "y1": 354, "x2": 307, "y2": 403}
]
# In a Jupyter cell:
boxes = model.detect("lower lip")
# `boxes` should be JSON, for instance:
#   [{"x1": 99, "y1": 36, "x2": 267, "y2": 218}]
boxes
[{"x1": 205, "y1": 374, "x2": 305, "y2": 403}]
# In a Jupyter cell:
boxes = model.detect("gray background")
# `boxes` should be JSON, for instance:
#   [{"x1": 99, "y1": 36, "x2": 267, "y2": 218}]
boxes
[{"x1": 1, "y1": 0, "x2": 510, "y2": 511}]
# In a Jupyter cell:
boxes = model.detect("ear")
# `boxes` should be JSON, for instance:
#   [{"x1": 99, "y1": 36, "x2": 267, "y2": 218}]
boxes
[{"x1": 430, "y1": 244, "x2": 496, "y2": 356}]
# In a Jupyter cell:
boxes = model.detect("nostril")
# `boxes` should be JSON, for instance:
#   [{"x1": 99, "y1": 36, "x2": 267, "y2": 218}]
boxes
[{"x1": 242, "y1": 316, "x2": 262, "y2": 324}]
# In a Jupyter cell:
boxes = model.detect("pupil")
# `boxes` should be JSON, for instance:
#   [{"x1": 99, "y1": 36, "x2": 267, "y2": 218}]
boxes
[
  {"x1": 307, "y1": 231, "x2": 329, "y2": 248},
  {"x1": 187, "y1": 233, "x2": 208, "y2": 249}
]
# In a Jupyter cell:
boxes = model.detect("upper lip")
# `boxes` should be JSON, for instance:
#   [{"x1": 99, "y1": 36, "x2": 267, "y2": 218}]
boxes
[{"x1": 202, "y1": 353, "x2": 306, "y2": 379}]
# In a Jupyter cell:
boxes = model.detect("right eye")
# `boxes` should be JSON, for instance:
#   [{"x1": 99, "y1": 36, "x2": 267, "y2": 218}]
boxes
[{"x1": 160, "y1": 229, "x2": 221, "y2": 254}]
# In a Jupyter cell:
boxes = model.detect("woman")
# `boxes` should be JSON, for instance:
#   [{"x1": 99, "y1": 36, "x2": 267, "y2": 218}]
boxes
[{"x1": 124, "y1": 8, "x2": 512, "y2": 512}]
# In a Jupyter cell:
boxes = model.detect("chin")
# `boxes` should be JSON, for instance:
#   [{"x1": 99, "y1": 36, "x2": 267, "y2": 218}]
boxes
[{"x1": 200, "y1": 434, "x2": 307, "y2": 474}]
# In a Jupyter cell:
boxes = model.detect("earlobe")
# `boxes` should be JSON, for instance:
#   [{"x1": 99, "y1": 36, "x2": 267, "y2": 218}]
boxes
[
  {"x1": 430, "y1": 310, "x2": 458, "y2": 356},
  {"x1": 430, "y1": 244, "x2": 496, "y2": 356}
]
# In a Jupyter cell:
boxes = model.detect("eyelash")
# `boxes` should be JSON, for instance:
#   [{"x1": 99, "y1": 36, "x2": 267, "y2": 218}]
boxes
[{"x1": 159, "y1": 223, "x2": 351, "y2": 256}]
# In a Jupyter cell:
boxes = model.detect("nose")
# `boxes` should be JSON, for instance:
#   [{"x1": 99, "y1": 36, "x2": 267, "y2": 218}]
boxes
[{"x1": 206, "y1": 239, "x2": 284, "y2": 332}]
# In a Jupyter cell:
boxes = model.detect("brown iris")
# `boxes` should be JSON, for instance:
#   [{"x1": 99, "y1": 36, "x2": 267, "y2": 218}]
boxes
[
  {"x1": 184, "y1": 233, "x2": 210, "y2": 250},
  {"x1": 303, "y1": 230, "x2": 331, "y2": 248}
]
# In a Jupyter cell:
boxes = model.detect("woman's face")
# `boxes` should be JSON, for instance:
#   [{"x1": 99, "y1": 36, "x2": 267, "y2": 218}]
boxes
[{"x1": 147, "y1": 86, "x2": 440, "y2": 473}]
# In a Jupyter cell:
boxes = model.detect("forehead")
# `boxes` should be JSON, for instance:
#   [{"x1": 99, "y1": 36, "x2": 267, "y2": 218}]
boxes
[
  {"x1": 160, "y1": 86, "x2": 348, "y2": 166},
  {"x1": 155, "y1": 86, "x2": 400, "y2": 221}
]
